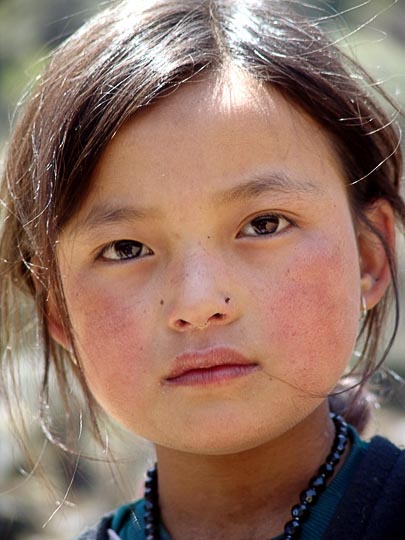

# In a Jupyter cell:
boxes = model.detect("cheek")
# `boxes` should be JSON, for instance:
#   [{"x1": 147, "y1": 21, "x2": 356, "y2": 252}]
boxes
[
  {"x1": 64, "y1": 277, "x2": 154, "y2": 396},
  {"x1": 253, "y1": 235, "x2": 360, "y2": 389}
]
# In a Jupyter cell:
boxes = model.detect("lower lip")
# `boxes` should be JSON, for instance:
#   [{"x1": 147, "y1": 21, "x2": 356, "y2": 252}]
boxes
[{"x1": 165, "y1": 364, "x2": 259, "y2": 386}]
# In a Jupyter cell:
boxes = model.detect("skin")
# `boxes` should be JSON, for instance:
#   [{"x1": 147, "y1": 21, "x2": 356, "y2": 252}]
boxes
[{"x1": 52, "y1": 69, "x2": 393, "y2": 539}]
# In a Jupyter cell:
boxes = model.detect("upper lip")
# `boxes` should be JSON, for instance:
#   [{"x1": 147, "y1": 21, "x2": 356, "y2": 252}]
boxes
[{"x1": 165, "y1": 347, "x2": 257, "y2": 380}]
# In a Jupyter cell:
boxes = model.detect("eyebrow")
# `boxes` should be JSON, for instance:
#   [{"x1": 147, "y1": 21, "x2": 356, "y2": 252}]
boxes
[
  {"x1": 75, "y1": 203, "x2": 159, "y2": 233},
  {"x1": 216, "y1": 171, "x2": 324, "y2": 205},
  {"x1": 75, "y1": 170, "x2": 323, "y2": 234}
]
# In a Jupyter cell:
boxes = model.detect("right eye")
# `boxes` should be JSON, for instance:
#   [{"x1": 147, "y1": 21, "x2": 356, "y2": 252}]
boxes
[{"x1": 99, "y1": 240, "x2": 153, "y2": 261}]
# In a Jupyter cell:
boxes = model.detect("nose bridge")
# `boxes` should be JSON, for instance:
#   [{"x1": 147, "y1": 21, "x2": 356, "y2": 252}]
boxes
[
  {"x1": 172, "y1": 244, "x2": 224, "y2": 303},
  {"x1": 166, "y1": 243, "x2": 237, "y2": 331}
]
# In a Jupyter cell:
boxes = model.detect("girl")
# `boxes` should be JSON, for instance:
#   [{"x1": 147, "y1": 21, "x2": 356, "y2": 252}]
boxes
[{"x1": 1, "y1": 1, "x2": 404, "y2": 539}]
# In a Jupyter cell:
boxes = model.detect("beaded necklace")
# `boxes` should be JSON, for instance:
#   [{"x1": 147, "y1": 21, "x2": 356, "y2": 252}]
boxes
[{"x1": 144, "y1": 413, "x2": 348, "y2": 540}]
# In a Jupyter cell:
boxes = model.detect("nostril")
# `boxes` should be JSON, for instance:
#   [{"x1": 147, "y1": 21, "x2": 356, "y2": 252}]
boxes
[{"x1": 173, "y1": 311, "x2": 229, "y2": 331}]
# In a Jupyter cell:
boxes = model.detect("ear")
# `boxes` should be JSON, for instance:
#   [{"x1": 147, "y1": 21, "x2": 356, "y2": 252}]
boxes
[
  {"x1": 46, "y1": 295, "x2": 71, "y2": 350},
  {"x1": 31, "y1": 257, "x2": 71, "y2": 350},
  {"x1": 358, "y1": 199, "x2": 396, "y2": 310}
]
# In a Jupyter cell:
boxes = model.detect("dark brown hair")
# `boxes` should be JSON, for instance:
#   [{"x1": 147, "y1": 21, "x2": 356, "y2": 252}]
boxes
[{"x1": 0, "y1": 0, "x2": 404, "y2": 449}]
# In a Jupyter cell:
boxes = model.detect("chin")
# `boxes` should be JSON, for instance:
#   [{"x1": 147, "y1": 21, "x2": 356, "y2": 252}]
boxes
[{"x1": 156, "y1": 419, "x2": 284, "y2": 456}]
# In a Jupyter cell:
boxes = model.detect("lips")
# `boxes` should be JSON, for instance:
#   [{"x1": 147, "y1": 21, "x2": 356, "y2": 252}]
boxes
[{"x1": 165, "y1": 347, "x2": 259, "y2": 386}]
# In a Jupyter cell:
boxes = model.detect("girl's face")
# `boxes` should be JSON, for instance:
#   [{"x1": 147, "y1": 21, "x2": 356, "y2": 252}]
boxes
[{"x1": 56, "y1": 70, "x2": 363, "y2": 454}]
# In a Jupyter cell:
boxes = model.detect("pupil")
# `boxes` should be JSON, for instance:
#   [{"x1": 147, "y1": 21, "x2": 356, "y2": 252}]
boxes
[
  {"x1": 117, "y1": 241, "x2": 140, "y2": 258},
  {"x1": 253, "y1": 216, "x2": 278, "y2": 234}
]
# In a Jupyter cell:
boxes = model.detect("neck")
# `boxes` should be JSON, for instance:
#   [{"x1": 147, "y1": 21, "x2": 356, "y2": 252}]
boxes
[{"x1": 154, "y1": 402, "x2": 343, "y2": 540}]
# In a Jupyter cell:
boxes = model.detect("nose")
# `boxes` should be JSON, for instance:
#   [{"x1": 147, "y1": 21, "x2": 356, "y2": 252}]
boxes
[{"x1": 166, "y1": 251, "x2": 239, "y2": 332}]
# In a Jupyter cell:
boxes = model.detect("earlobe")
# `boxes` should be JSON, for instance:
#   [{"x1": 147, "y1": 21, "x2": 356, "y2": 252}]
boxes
[{"x1": 358, "y1": 199, "x2": 396, "y2": 310}]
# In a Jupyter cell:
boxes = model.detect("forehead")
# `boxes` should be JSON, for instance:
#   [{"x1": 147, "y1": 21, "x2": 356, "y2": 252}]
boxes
[{"x1": 73, "y1": 68, "x2": 345, "y2": 223}]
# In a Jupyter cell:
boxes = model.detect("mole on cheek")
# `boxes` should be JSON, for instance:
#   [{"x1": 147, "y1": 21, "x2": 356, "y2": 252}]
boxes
[{"x1": 160, "y1": 299, "x2": 164, "y2": 306}]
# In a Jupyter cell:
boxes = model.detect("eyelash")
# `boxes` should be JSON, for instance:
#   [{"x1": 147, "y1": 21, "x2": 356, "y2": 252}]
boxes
[{"x1": 97, "y1": 213, "x2": 293, "y2": 262}]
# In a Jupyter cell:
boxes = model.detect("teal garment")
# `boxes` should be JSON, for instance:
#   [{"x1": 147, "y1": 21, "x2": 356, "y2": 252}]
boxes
[
  {"x1": 112, "y1": 426, "x2": 368, "y2": 540},
  {"x1": 111, "y1": 499, "x2": 170, "y2": 540}
]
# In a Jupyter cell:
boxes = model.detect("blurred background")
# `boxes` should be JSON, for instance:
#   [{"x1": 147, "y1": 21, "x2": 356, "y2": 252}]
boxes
[{"x1": 0, "y1": 0, "x2": 404, "y2": 539}]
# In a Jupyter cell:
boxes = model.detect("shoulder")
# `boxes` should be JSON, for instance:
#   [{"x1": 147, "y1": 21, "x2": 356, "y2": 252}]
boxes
[
  {"x1": 325, "y1": 435, "x2": 405, "y2": 540},
  {"x1": 352, "y1": 434, "x2": 405, "y2": 491}
]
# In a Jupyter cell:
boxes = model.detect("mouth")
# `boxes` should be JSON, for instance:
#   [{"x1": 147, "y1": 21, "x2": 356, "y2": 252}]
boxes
[{"x1": 164, "y1": 347, "x2": 259, "y2": 386}]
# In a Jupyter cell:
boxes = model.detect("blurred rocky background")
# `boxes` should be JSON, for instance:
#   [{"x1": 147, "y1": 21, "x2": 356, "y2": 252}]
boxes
[{"x1": 0, "y1": 0, "x2": 404, "y2": 539}]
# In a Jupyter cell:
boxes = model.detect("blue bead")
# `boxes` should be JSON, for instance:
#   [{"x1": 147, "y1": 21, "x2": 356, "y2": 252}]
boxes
[
  {"x1": 310, "y1": 475, "x2": 326, "y2": 491},
  {"x1": 291, "y1": 503, "x2": 309, "y2": 519},
  {"x1": 319, "y1": 462, "x2": 334, "y2": 478},
  {"x1": 146, "y1": 465, "x2": 157, "y2": 478},
  {"x1": 335, "y1": 441, "x2": 346, "y2": 453},
  {"x1": 300, "y1": 487, "x2": 318, "y2": 505},
  {"x1": 327, "y1": 450, "x2": 341, "y2": 466},
  {"x1": 284, "y1": 519, "x2": 301, "y2": 535},
  {"x1": 145, "y1": 478, "x2": 154, "y2": 487}
]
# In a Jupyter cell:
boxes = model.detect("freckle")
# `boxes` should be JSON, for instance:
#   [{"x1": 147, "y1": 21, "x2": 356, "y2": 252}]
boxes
[
  {"x1": 160, "y1": 299, "x2": 164, "y2": 305},
  {"x1": 207, "y1": 236, "x2": 211, "y2": 239}
]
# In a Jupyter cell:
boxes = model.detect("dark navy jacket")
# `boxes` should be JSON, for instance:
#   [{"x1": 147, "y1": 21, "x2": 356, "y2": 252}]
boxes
[{"x1": 323, "y1": 436, "x2": 405, "y2": 539}]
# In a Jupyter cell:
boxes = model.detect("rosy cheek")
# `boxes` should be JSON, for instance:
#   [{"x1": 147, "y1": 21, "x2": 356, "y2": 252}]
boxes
[
  {"x1": 255, "y1": 237, "x2": 360, "y2": 388},
  {"x1": 65, "y1": 280, "x2": 150, "y2": 385}
]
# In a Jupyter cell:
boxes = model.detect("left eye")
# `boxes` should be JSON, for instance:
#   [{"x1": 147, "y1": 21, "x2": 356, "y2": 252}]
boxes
[
  {"x1": 238, "y1": 214, "x2": 291, "y2": 237},
  {"x1": 99, "y1": 240, "x2": 152, "y2": 261}
]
